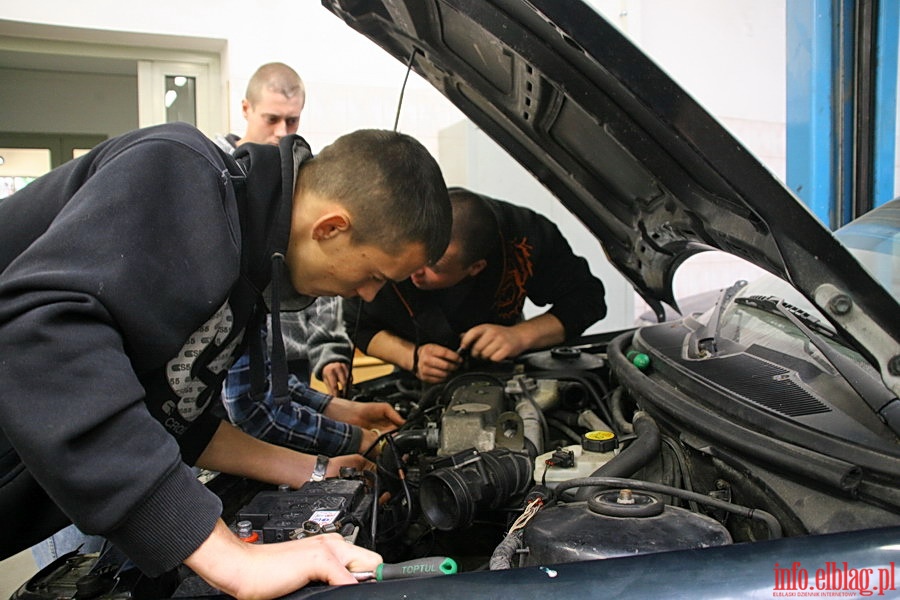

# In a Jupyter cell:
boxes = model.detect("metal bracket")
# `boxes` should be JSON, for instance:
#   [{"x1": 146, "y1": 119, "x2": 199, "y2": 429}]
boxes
[{"x1": 815, "y1": 282, "x2": 900, "y2": 398}]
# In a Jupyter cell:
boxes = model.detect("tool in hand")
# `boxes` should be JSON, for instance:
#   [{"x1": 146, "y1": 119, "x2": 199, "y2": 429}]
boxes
[{"x1": 352, "y1": 556, "x2": 458, "y2": 581}]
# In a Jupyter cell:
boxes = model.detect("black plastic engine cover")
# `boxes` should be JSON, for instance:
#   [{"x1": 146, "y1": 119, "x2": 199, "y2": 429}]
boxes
[{"x1": 522, "y1": 497, "x2": 731, "y2": 565}]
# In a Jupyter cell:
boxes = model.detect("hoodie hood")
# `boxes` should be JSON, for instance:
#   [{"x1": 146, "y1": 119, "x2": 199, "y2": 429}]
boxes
[
  {"x1": 232, "y1": 134, "x2": 312, "y2": 305},
  {"x1": 232, "y1": 134, "x2": 314, "y2": 404}
]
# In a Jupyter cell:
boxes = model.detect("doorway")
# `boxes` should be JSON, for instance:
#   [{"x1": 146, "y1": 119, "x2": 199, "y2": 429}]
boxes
[{"x1": 0, "y1": 19, "x2": 226, "y2": 153}]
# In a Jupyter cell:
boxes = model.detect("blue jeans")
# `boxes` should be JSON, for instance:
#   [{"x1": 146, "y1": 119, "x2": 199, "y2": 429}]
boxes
[
  {"x1": 31, "y1": 524, "x2": 106, "y2": 569},
  {"x1": 31, "y1": 465, "x2": 204, "y2": 569}
]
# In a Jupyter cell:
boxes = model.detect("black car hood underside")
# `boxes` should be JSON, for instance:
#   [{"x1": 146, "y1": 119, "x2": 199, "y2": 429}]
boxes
[{"x1": 321, "y1": 0, "x2": 900, "y2": 392}]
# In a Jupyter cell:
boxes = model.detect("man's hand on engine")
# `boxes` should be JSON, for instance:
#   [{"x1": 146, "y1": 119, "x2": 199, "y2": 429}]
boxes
[{"x1": 414, "y1": 343, "x2": 463, "y2": 384}]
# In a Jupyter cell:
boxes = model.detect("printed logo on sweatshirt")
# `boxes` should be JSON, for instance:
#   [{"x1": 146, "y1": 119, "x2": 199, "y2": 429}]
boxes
[
  {"x1": 494, "y1": 237, "x2": 534, "y2": 319},
  {"x1": 165, "y1": 302, "x2": 243, "y2": 424}
]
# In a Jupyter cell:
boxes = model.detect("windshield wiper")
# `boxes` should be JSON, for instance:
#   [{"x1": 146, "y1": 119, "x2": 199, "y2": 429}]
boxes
[
  {"x1": 694, "y1": 279, "x2": 748, "y2": 356},
  {"x1": 736, "y1": 295, "x2": 843, "y2": 342},
  {"x1": 737, "y1": 295, "x2": 900, "y2": 436}
]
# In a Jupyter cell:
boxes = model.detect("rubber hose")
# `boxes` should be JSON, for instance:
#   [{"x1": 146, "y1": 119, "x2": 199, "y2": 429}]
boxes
[
  {"x1": 610, "y1": 387, "x2": 634, "y2": 435},
  {"x1": 573, "y1": 410, "x2": 660, "y2": 501}
]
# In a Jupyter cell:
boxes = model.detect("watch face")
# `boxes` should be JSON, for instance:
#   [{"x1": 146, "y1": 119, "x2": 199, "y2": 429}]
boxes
[{"x1": 311, "y1": 454, "x2": 329, "y2": 482}]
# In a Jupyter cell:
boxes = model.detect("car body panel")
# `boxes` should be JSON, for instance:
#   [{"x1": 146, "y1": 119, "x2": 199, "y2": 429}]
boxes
[
  {"x1": 307, "y1": 526, "x2": 900, "y2": 599},
  {"x1": 321, "y1": 0, "x2": 900, "y2": 395}
]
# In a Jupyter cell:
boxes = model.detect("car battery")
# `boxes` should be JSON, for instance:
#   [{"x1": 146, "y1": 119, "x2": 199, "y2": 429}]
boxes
[{"x1": 234, "y1": 478, "x2": 371, "y2": 544}]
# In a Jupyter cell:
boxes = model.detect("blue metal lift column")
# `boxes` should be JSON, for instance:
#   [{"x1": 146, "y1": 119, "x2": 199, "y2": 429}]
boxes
[
  {"x1": 874, "y1": 0, "x2": 898, "y2": 209},
  {"x1": 787, "y1": 0, "x2": 899, "y2": 229},
  {"x1": 786, "y1": 0, "x2": 835, "y2": 228}
]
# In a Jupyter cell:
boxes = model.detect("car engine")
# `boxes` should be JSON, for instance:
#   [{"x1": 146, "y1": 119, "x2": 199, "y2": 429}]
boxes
[
  {"x1": 19, "y1": 327, "x2": 898, "y2": 599},
  {"x1": 338, "y1": 342, "x2": 744, "y2": 574}
]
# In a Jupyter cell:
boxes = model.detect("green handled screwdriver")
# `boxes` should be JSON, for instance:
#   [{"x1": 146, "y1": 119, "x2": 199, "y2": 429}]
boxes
[{"x1": 352, "y1": 556, "x2": 458, "y2": 581}]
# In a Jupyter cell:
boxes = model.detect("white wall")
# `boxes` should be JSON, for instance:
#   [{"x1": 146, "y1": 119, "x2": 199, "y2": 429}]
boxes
[{"x1": 598, "y1": 0, "x2": 787, "y2": 179}]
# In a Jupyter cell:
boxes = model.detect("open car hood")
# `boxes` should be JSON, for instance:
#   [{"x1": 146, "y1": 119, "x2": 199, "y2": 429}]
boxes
[{"x1": 321, "y1": 0, "x2": 900, "y2": 395}]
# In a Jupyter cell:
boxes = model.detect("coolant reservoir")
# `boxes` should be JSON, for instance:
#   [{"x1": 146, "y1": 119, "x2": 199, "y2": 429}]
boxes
[{"x1": 533, "y1": 430, "x2": 618, "y2": 487}]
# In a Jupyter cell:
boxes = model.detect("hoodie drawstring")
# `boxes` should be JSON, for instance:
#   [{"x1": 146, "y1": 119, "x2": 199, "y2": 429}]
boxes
[{"x1": 269, "y1": 253, "x2": 291, "y2": 405}]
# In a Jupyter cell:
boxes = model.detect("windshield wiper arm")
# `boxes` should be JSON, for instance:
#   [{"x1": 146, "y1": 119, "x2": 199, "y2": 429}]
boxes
[
  {"x1": 694, "y1": 279, "x2": 748, "y2": 356},
  {"x1": 739, "y1": 295, "x2": 900, "y2": 436}
]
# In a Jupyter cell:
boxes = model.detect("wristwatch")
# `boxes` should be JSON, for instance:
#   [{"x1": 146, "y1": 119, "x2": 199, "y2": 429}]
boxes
[{"x1": 310, "y1": 454, "x2": 329, "y2": 482}]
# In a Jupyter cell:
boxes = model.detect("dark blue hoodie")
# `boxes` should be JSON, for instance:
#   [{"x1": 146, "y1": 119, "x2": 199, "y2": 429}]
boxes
[{"x1": 0, "y1": 122, "x2": 310, "y2": 575}]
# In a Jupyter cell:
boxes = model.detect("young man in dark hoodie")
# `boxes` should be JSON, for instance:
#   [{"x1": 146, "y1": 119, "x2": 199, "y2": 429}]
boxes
[
  {"x1": 212, "y1": 61, "x2": 394, "y2": 460},
  {"x1": 0, "y1": 121, "x2": 451, "y2": 599},
  {"x1": 345, "y1": 186, "x2": 606, "y2": 384}
]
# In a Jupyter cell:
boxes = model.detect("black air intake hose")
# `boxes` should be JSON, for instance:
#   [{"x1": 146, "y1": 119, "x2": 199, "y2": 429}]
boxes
[
  {"x1": 419, "y1": 448, "x2": 532, "y2": 531},
  {"x1": 574, "y1": 411, "x2": 660, "y2": 501}
]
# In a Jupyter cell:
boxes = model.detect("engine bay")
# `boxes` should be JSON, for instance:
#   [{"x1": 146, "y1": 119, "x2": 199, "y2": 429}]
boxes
[{"x1": 16, "y1": 328, "x2": 900, "y2": 599}]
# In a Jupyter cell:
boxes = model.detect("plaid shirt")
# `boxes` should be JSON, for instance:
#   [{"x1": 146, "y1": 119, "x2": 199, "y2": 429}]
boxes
[
  {"x1": 273, "y1": 297, "x2": 352, "y2": 380},
  {"x1": 222, "y1": 352, "x2": 361, "y2": 456}
]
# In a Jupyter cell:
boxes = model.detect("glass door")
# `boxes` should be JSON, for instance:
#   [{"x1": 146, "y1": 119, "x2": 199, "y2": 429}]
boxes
[{"x1": 138, "y1": 60, "x2": 215, "y2": 136}]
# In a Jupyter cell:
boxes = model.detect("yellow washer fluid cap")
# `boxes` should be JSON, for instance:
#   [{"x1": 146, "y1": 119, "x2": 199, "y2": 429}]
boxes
[{"x1": 582, "y1": 430, "x2": 617, "y2": 453}]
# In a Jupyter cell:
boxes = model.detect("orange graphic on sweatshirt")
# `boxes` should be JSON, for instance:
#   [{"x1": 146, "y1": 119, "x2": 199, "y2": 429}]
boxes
[{"x1": 494, "y1": 237, "x2": 534, "y2": 319}]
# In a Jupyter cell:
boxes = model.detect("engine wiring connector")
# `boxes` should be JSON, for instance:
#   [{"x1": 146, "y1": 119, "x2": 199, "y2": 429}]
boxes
[{"x1": 548, "y1": 448, "x2": 575, "y2": 468}]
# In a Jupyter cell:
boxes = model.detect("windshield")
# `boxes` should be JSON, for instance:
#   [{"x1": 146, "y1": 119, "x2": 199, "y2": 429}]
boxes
[
  {"x1": 714, "y1": 198, "x2": 900, "y2": 372},
  {"x1": 716, "y1": 276, "x2": 861, "y2": 367},
  {"x1": 832, "y1": 198, "x2": 900, "y2": 303}
]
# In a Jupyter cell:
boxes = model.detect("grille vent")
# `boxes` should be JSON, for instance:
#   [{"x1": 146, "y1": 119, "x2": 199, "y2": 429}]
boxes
[{"x1": 688, "y1": 353, "x2": 831, "y2": 417}]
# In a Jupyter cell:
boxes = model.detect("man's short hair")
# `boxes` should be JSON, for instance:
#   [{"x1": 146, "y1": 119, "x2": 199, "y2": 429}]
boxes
[
  {"x1": 448, "y1": 187, "x2": 496, "y2": 267},
  {"x1": 298, "y1": 129, "x2": 451, "y2": 264},
  {"x1": 245, "y1": 62, "x2": 305, "y2": 105}
]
